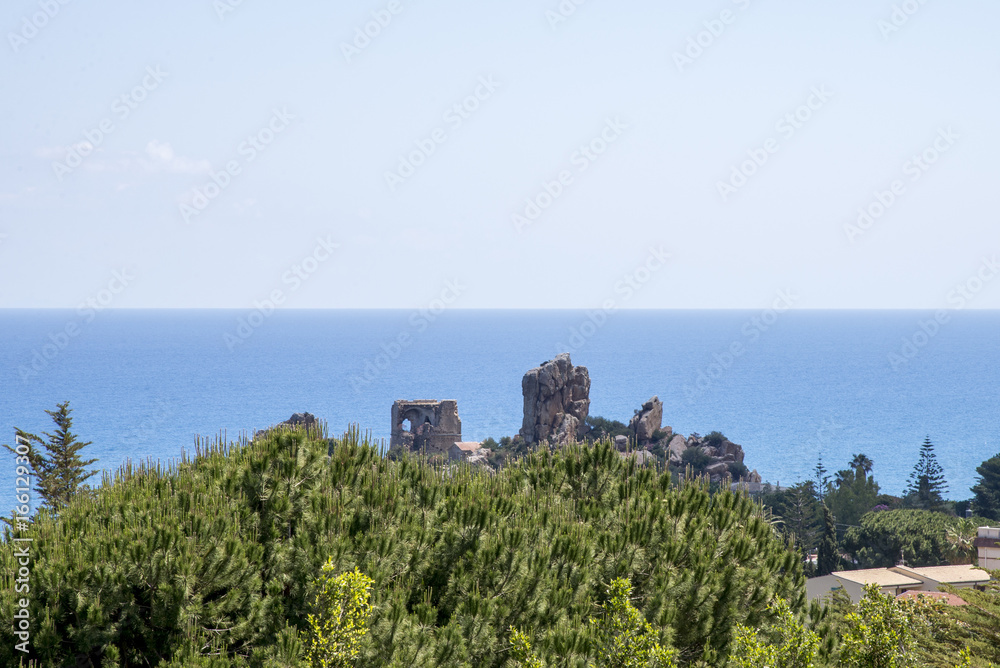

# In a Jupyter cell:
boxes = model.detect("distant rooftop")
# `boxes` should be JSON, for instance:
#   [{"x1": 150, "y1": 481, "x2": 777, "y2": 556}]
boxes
[
  {"x1": 452, "y1": 442, "x2": 481, "y2": 452},
  {"x1": 895, "y1": 564, "x2": 991, "y2": 585},
  {"x1": 896, "y1": 591, "x2": 967, "y2": 606},
  {"x1": 833, "y1": 568, "x2": 921, "y2": 587}
]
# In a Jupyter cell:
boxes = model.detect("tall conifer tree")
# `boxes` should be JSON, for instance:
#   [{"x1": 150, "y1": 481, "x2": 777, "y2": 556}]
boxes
[
  {"x1": 904, "y1": 436, "x2": 948, "y2": 511},
  {"x1": 4, "y1": 401, "x2": 98, "y2": 513},
  {"x1": 817, "y1": 504, "x2": 839, "y2": 576}
]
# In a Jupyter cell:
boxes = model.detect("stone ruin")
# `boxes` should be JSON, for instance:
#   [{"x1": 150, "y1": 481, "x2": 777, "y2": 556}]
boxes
[
  {"x1": 385, "y1": 357, "x2": 758, "y2": 484},
  {"x1": 519, "y1": 353, "x2": 591, "y2": 445},
  {"x1": 390, "y1": 400, "x2": 463, "y2": 456}
]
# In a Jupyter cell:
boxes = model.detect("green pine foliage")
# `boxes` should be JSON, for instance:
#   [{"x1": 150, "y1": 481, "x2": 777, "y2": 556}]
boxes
[
  {"x1": 3, "y1": 401, "x2": 97, "y2": 513},
  {"x1": 816, "y1": 505, "x2": 840, "y2": 576},
  {"x1": 904, "y1": 437, "x2": 948, "y2": 511},
  {"x1": 842, "y1": 510, "x2": 986, "y2": 569},
  {"x1": 0, "y1": 426, "x2": 804, "y2": 667},
  {"x1": 971, "y1": 451, "x2": 1000, "y2": 520},
  {"x1": 905, "y1": 578, "x2": 1000, "y2": 667}
]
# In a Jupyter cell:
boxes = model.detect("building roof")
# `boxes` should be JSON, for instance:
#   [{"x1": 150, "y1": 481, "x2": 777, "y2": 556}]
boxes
[
  {"x1": 896, "y1": 591, "x2": 967, "y2": 606},
  {"x1": 452, "y1": 442, "x2": 481, "y2": 452},
  {"x1": 897, "y1": 565, "x2": 991, "y2": 585},
  {"x1": 832, "y1": 568, "x2": 922, "y2": 587}
]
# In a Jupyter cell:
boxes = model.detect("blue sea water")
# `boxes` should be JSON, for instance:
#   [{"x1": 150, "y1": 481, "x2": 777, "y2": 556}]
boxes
[{"x1": 0, "y1": 309, "x2": 998, "y2": 514}]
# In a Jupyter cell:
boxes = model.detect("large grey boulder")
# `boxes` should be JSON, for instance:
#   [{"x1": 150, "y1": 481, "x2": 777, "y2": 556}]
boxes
[
  {"x1": 520, "y1": 353, "x2": 591, "y2": 444},
  {"x1": 667, "y1": 434, "x2": 688, "y2": 464},
  {"x1": 629, "y1": 396, "x2": 663, "y2": 444}
]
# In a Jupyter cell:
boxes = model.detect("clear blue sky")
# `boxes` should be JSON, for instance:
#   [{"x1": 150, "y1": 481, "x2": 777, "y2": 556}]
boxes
[{"x1": 2, "y1": 0, "x2": 998, "y2": 309}]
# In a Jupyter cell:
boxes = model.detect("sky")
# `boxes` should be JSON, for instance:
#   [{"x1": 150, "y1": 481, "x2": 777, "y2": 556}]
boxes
[{"x1": 1, "y1": 0, "x2": 999, "y2": 309}]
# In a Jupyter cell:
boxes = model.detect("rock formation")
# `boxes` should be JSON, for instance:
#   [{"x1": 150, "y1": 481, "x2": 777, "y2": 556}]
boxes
[
  {"x1": 254, "y1": 412, "x2": 319, "y2": 439},
  {"x1": 284, "y1": 412, "x2": 317, "y2": 428},
  {"x1": 629, "y1": 396, "x2": 665, "y2": 444},
  {"x1": 519, "y1": 353, "x2": 590, "y2": 445}
]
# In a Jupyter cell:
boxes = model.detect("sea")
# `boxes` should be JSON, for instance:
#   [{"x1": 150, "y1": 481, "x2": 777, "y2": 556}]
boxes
[{"x1": 1, "y1": 309, "x2": 997, "y2": 514}]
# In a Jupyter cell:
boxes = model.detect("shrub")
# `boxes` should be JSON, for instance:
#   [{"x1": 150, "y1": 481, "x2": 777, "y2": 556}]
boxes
[
  {"x1": 586, "y1": 415, "x2": 631, "y2": 439},
  {"x1": 728, "y1": 462, "x2": 750, "y2": 481},
  {"x1": 681, "y1": 447, "x2": 712, "y2": 475},
  {"x1": 706, "y1": 431, "x2": 727, "y2": 448},
  {"x1": 306, "y1": 564, "x2": 374, "y2": 668}
]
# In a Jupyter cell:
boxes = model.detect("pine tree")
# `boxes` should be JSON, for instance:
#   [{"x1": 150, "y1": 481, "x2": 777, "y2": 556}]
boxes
[
  {"x1": 904, "y1": 437, "x2": 948, "y2": 511},
  {"x1": 814, "y1": 456, "x2": 830, "y2": 501},
  {"x1": 817, "y1": 504, "x2": 839, "y2": 576},
  {"x1": 971, "y1": 452, "x2": 1000, "y2": 521},
  {"x1": 3, "y1": 401, "x2": 98, "y2": 513}
]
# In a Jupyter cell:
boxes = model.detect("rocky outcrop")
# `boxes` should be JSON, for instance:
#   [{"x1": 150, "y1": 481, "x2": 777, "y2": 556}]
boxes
[
  {"x1": 667, "y1": 434, "x2": 689, "y2": 464},
  {"x1": 284, "y1": 412, "x2": 317, "y2": 428},
  {"x1": 254, "y1": 412, "x2": 319, "y2": 439},
  {"x1": 520, "y1": 353, "x2": 590, "y2": 445},
  {"x1": 629, "y1": 396, "x2": 664, "y2": 444}
]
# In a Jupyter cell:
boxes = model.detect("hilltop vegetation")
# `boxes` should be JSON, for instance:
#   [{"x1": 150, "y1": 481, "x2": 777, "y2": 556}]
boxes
[
  {"x1": 4, "y1": 418, "x2": 999, "y2": 667},
  {"x1": 1, "y1": 426, "x2": 804, "y2": 667}
]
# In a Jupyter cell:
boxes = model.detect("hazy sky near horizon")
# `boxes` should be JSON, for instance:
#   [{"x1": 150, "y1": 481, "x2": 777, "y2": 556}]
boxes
[{"x1": 2, "y1": 0, "x2": 999, "y2": 309}]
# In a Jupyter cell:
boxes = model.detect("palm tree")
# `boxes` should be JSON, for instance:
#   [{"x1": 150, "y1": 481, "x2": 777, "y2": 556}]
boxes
[
  {"x1": 945, "y1": 518, "x2": 978, "y2": 565},
  {"x1": 850, "y1": 453, "x2": 873, "y2": 476}
]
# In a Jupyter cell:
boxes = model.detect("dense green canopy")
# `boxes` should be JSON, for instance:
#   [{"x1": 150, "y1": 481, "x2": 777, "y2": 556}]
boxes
[{"x1": 1, "y1": 427, "x2": 804, "y2": 667}]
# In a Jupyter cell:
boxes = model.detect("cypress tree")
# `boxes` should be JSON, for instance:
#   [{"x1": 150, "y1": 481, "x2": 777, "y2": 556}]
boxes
[
  {"x1": 971, "y1": 452, "x2": 1000, "y2": 521},
  {"x1": 817, "y1": 504, "x2": 839, "y2": 576},
  {"x1": 904, "y1": 436, "x2": 948, "y2": 511},
  {"x1": 3, "y1": 401, "x2": 98, "y2": 513}
]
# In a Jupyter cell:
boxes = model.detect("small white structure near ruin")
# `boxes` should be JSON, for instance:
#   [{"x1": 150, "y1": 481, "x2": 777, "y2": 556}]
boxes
[{"x1": 449, "y1": 441, "x2": 483, "y2": 462}]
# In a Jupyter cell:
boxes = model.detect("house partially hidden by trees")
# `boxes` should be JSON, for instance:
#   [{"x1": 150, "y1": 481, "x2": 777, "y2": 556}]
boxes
[
  {"x1": 808, "y1": 564, "x2": 991, "y2": 603},
  {"x1": 978, "y1": 526, "x2": 1000, "y2": 570},
  {"x1": 449, "y1": 441, "x2": 484, "y2": 462}
]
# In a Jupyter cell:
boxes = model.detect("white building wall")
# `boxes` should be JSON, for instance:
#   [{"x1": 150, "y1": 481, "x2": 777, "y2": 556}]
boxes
[{"x1": 980, "y1": 527, "x2": 1000, "y2": 570}]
